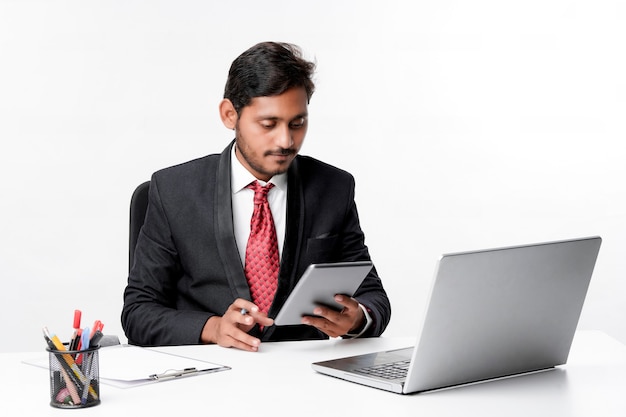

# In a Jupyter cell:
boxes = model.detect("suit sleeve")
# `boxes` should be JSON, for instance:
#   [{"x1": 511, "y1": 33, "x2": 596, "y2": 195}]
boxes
[
  {"x1": 121, "y1": 175, "x2": 213, "y2": 346},
  {"x1": 344, "y1": 201, "x2": 391, "y2": 337},
  {"x1": 336, "y1": 177, "x2": 391, "y2": 337}
]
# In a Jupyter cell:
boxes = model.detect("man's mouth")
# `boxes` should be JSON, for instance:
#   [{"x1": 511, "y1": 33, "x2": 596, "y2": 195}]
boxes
[{"x1": 266, "y1": 149, "x2": 295, "y2": 157}]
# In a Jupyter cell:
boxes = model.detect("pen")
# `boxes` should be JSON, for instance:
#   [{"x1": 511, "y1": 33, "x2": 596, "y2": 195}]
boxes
[
  {"x1": 71, "y1": 310, "x2": 82, "y2": 351},
  {"x1": 90, "y1": 320, "x2": 103, "y2": 338},
  {"x1": 81, "y1": 328, "x2": 90, "y2": 351},
  {"x1": 81, "y1": 330, "x2": 98, "y2": 405},
  {"x1": 89, "y1": 330, "x2": 103, "y2": 347},
  {"x1": 76, "y1": 327, "x2": 90, "y2": 365},
  {"x1": 42, "y1": 327, "x2": 57, "y2": 351},
  {"x1": 73, "y1": 310, "x2": 82, "y2": 331},
  {"x1": 69, "y1": 330, "x2": 80, "y2": 351},
  {"x1": 79, "y1": 329, "x2": 91, "y2": 405}
]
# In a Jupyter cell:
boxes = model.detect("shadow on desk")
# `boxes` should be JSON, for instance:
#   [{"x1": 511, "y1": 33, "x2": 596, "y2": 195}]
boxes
[{"x1": 416, "y1": 368, "x2": 569, "y2": 396}]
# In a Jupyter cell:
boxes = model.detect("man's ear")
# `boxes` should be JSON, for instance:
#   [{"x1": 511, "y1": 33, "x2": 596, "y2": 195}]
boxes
[{"x1": 219, "y1": 99, "x2": 237, "y2": 130}]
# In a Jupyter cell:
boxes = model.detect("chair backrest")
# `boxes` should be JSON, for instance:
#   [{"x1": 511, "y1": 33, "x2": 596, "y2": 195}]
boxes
[{"x1": 129, "y1": 181, "x2": 150, "y2": 272}]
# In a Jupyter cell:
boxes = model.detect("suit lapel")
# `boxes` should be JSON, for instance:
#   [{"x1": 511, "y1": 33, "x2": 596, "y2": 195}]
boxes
[
  {"x1": 265, "y1": 157, "x2": 305, "y2": 318},
  {"x1": 262, "y1": 157, "x2": 305, "y2": 339},
  {"x1": 281, "y1": 156, "x2": 305, "y2": 289},
  {"x1": 214, "y1": 140, "x2": 251, "y2": 300}
]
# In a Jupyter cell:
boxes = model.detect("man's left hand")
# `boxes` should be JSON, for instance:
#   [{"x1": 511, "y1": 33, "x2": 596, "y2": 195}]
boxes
[{"x1": 301, "y1": 295, "x2": 365, "y2": 338}]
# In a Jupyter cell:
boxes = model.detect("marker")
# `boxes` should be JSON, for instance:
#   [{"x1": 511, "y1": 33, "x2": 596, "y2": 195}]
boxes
[
  {"x1": 71, "y1": 310, "x2": 83, "y2": 350},
  {"x1": 73, "y1": 310, "x2": 82, "y2": 330},
  {"x1": 89, "y1": 330, "x2": 103, "y2": 347},
  {"x1": 89, "y1": 320, "x2": 103, "y2": 338}
]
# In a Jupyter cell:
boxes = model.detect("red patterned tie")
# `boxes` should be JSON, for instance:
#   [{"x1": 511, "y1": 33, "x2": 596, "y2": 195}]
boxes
[{"x1": 244, "y1": 181, "x2": 279, "y2": 314}]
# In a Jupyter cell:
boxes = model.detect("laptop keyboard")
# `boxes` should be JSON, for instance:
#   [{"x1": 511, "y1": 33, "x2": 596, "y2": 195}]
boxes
[{"x1": 354, "y1": 359, "x2": 411, "y2": 380}]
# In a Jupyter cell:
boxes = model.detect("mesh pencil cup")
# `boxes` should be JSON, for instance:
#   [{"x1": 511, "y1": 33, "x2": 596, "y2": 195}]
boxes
[{"x1": 47, "y1": 345, "x2": 101, "y2": 408}]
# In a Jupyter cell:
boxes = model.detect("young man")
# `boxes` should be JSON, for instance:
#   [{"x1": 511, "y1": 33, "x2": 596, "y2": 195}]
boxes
[{"x1": 122, "y1": 42, "x2": 391, "y2": 351}]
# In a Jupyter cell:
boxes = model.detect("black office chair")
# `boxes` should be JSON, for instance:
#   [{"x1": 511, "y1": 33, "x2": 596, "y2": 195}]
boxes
[{"x1": 129, "y1": 181, "x2": 150, "y2": 272}]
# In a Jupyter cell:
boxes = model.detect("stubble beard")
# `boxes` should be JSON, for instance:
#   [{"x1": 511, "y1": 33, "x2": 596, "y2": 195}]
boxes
[{"x1": 235, "y1": 132, "x2": 295, "y2": 179}]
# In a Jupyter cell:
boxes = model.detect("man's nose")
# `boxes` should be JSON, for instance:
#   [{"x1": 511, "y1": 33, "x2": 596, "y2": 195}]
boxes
[{"x1": 275, "y1": 124, "x2": 294, "y2": 149}]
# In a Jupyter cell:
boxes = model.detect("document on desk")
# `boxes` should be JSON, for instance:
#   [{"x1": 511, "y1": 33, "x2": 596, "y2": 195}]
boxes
[
  {"x1": 23, "y1": 345, "x2": 230, "y2": 389},
  {"x1": 97, "y1": 345, "x2": 231, "y2": 388}
]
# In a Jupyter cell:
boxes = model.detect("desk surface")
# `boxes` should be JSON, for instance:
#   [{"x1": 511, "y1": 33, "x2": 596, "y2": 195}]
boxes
[{"x1": 4, "y1": 330, "x2": 626, "y2": 416}]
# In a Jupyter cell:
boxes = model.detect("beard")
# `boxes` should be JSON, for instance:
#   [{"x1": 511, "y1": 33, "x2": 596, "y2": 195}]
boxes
[{"x1": 235, "y1": 130, "x2": 297, "y2": 179}]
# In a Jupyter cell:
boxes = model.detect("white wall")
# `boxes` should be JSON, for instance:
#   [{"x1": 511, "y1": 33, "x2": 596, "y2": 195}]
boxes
[{"x1": 1, "y1": 0, "x2": 624, "y2": 352}]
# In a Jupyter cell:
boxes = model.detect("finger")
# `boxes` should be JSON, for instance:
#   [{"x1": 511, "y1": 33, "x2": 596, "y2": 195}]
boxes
[
  {"x1": 220, "y1": 335, "x2": 260, "y2": 352},
  {"x1": 232, "y1": 299, "x2": 259, "y2": 316},
  {"x1": 331, "y1": 296, "x2": 365, "y2": 330},
  {"x1": 230, "y1": 328, "x2": 262, "y2": 351},
  {"x1": 218, "y1": 326, "x2": 262, "y2": 351},
  {"x1": 223, "y1": 306, "x2": 253, "y2": 329},
  {"x1": 333, "y1": 294, "x2": 359, "y2": 311},
  {"x1": 231, "y1": 334, "x2": 261, "y2": 352},
  {"x1": 233, "y1": 302, "x2": 274, "y2": 327},
  {"x1": 312, "y1": 305, "x2": 342, "y2": 322},
  {"x1": 301, "y1": 315, "x2": 343, "y2": 338},
  {"x1": 247, "y1": 310, "x2": 275, "y2": 327},
  {"x1": 227, "y1": 300, "x2": 262, "y2": 328},
  {"x1": 304, "y1": 302, "x2": 362, "y2": 337}
]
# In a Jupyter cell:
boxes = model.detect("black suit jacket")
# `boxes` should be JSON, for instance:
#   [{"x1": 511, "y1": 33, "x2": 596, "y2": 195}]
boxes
[{"x1": 122, "y1": 141, "x2": 391, "y2": 346}]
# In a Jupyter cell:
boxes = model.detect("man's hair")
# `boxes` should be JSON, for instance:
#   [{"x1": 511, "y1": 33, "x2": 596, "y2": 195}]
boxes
[{"x1": 224, "y1": 42, "x2": 316, "y2": 114}]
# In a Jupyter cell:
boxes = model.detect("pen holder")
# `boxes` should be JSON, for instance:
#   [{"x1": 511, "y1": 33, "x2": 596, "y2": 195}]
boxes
[{"x1": 47, "y1": 345, "x2": 101, "y2": 408}]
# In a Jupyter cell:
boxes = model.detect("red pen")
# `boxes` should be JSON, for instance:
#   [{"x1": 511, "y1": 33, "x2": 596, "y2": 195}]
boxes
[
  {"x1": 73, "y1": 310, "x2": 82, "y2": 330},
  {"x1": 89, "y1": 320, "x2": 103, "y2": 338},
  {"x1": 70, "y1": 310, "x2": 82, "y2": 351}
]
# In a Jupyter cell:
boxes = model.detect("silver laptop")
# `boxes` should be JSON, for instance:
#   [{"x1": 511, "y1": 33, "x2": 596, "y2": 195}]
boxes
[{"x1": 312, "y1": 236, "x2": 602, "y2": 394}]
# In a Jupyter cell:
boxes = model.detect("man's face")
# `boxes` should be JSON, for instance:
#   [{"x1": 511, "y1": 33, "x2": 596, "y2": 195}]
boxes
[{"x1": 234, "y1": 87, "x2": 308, "y2": 181}]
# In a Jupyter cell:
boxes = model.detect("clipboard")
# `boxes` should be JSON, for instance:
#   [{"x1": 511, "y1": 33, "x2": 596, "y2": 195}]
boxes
[
  {"x1": 97, "y1": 345, "x2": 231, "y2": 388},
  {"x1": 273, "y1": 261, "x2": 373, "y2": 326},
  {"x1": 23, "y1": 345, "x2": 231, "y2": 389}
]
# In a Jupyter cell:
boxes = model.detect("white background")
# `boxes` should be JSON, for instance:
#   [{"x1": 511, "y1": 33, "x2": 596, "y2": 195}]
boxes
[{"x1": 1, "y1": 0, "x2": 624, "y2": 352}]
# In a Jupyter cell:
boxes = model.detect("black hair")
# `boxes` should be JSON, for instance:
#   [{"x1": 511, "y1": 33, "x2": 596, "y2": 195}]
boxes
[{"x1": 224, "y1": 42, "x2": 316, "y2": 114}]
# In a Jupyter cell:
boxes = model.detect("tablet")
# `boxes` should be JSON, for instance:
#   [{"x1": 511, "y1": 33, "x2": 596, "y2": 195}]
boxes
[{"x1": 273, "y1": 261, "x2": 373, "y2": 326}]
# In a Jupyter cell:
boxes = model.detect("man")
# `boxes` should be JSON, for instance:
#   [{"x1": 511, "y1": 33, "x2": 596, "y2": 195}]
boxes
[{"x1": 122, "y1": 41, "x2": 391, "y2": 352}]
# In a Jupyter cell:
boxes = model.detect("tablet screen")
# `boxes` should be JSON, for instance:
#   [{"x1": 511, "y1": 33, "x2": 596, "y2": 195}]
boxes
[{"x1": 273, "y1": 261, "x2": 373, "y2": 326}]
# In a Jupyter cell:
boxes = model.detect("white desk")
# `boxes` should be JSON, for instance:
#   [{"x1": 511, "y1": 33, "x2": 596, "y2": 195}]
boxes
[{"x1": 4, "y1": 330, "x2": 626, "y2": 416}]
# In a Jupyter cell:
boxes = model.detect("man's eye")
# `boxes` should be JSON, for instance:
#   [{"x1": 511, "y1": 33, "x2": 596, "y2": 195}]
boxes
[
  {"x1": 290, "y1": 118, "x2": 306, "y2": 129},
  {"x1": 260, "y1": 122, "x2": 276, "y2": 129}
]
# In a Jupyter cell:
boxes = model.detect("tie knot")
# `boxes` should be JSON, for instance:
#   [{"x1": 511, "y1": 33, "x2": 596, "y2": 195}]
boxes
[{"x1": 247, "y1": 181, "x2": 274, "y2": 203}]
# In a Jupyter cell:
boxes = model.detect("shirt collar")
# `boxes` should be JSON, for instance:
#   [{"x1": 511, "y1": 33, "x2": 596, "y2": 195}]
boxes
[{"x1": 231, "y1": 143, "x2": 287, "y2": 194}]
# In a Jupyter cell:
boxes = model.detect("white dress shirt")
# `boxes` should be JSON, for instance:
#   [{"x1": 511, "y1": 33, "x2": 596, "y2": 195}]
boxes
[{"x1": 231, "y1": 145, "x2": 287, "y2": 267}]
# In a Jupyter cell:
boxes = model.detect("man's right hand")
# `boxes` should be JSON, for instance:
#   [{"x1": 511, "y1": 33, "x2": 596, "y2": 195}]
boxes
[{"x1": 200, "y1": 298, "x2": 274, "y2": 352}]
